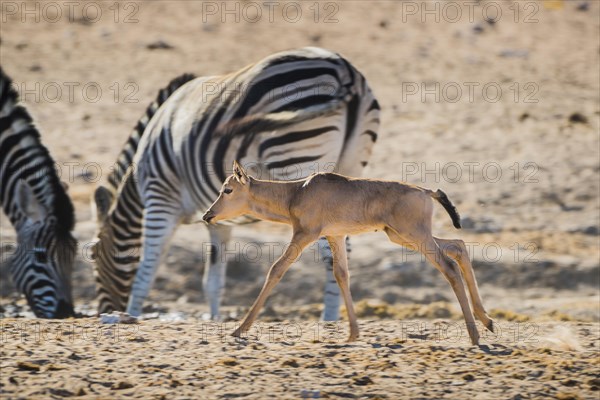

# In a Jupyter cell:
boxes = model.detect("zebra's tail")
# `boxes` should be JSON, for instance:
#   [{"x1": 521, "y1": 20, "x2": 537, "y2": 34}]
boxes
[
  {"x1": 431, "y1": 189, "x2": 462, "y2": 229},
  {"x1": 215, "y1": 85, "x2": 355, "y2": 138},
  {"x1": 107, "y1": 73, "x2": 197, "y2": 191}
]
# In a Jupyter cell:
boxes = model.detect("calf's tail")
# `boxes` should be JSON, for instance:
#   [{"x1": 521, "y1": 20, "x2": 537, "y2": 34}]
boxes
[{"x1": 431, "y1": 189, "x2": 462, "y2": 229}]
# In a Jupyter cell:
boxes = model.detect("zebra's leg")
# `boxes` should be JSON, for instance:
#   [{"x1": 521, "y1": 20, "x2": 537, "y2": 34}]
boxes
[
  {"x1": 320, "y1": 237, "x2": 341, "y2": 321},
  {"x1": 327, "y1": 235, "x2": 359, "y2": 341},
  {"x1": 126, "y1": 205, "x2": 181, "y2": 317},
  {"x1": 202, "y1": 224, "x2": 233, "y2": 319}
]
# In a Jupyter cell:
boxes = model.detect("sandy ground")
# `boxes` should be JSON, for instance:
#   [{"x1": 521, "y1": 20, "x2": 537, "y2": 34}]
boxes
[
  {"x1": 1, "y1": 0, "x2": 599, "y2": 398},
  {"x1": 1, "y1": 316, "x2": 599, "y2": 399}
]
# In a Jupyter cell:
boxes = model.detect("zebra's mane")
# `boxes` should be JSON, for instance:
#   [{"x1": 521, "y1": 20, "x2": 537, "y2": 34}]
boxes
[
  {"x1": 0, "y1": 66, "x2": 75, "y2": 239},
  {"x1": 106, "y1": 73, "x2": 197, "y2": 192}
]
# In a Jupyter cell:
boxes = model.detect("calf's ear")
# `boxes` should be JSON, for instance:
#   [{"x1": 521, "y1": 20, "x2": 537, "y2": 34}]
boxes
[{"x1": 232, "y1": 160, "x2": 249, "y2": 185}]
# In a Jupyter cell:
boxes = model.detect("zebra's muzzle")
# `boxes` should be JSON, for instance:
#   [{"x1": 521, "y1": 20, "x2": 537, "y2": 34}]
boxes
[
  {"x1": 55, "y1": 299, "x2": 75, "y2": 318},
  {"x1": 33, "y1": 298, "x2": 74, "y2": 319}
]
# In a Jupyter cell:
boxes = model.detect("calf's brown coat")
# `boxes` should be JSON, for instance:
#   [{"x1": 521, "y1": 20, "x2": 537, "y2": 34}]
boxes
[{"x1": 203, "y1": 162, "x2": 494, "y2": 344}]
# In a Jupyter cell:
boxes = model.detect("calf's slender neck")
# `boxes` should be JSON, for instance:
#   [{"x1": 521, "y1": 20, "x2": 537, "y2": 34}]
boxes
[{"x1": 246, "y1": 179, "x2": 297, "y2": 224}]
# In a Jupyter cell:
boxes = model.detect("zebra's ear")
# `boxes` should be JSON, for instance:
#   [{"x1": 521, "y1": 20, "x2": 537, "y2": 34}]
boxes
[
  {"x1": 16, "y1": 180, "x2": 47, "y2": 222},
  {"x1": 232, "y1": 161, "x2": 249, "y2": 185},
  {"x1": 94, "y1": 186, "x2": 113, "y2": 221}
]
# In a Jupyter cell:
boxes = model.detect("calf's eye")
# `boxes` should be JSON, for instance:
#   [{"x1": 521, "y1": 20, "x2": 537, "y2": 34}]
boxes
[{"x1": 224, "y1": 188, "x2": 233, "y2": 194}]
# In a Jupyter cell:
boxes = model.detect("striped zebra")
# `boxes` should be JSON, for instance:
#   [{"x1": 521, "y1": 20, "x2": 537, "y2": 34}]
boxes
[
  {"x1": 91, "y1": 47, "x2": 380, "y2": 319},
  {"x1": 0, "y1": 67, "x2": 76, "y2": 318}
]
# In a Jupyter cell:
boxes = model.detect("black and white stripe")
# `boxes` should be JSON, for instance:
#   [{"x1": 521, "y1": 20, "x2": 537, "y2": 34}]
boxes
[
  {"x1": 92, "y1": 47, "x2": 380, "y2": 318},
  {"x1": 92, "y1": 73, "x2": 197, "y2": 313},
  {"x1": 0, "y1": 67, "x2": 76, "y2": 318},
  {"x1": 106, "y1": 73, "x2": 197, "y2": 193}
]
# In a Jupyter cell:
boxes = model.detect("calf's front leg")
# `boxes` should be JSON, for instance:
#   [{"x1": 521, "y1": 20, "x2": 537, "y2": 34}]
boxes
[{"x1": 232, "y1": 231, "x2": 316, "y2": 337}]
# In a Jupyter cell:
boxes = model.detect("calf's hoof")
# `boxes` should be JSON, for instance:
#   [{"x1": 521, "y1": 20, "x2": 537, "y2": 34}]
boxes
[
  {"x1": 469, "y1": 331, "x2": 480, "y2": 346},
  {"x1": 347, "y1": 333, "x2": 359, "y2": 342},
  {"x1": 231, "y1": 328, "x2": 244, "y2": 338}
]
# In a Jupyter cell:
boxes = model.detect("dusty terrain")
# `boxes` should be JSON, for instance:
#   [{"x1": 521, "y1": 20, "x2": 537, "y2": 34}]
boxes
[
  {"x1": 1, "y1": 0, "x2": 599, "y2": 398},
  {"x1": 1, "y1": 316, "x2": 599, "y2": 399}
]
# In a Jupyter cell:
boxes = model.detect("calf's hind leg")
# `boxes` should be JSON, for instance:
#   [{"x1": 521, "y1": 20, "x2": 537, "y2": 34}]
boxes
[
  {"x1": 385, "y1": 227, "x2": 480, "y2": 345},
  {"x1": 435, "y1": 237, "x2": 495, "y2": 332}
]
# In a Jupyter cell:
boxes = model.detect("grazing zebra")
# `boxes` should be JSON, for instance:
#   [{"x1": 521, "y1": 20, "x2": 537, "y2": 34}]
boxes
[
  {"x1": 0, "y1": 67, "x2": 76, "y2": 318},
  {"x1": 92, "y1": 72, "x2": 197, "y2": 313},
  {"x1": 91, "y1": 47, "x2": 380, "y2": 318}
]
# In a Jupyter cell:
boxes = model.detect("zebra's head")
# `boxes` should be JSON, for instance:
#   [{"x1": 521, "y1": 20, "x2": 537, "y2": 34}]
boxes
[
  {"x1": 10, "y1": 181, "x2": 76, "y2": 318},
  {"x1": 90, "y1": 186, "x2": 135, "y2": 314}
]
